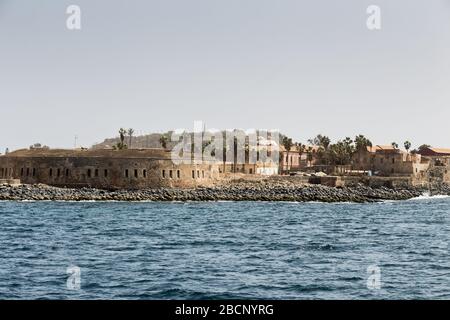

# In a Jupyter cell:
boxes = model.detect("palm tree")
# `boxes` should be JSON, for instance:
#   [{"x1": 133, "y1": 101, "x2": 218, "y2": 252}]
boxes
[
  {"x1": 307, "y1": 146, "x2": 314, "y2": 167},
  {"x1": 282, "y1": 136, "x2": 293, "y2": 174},
  {"x1": 355, "y1": 134, "x2": 372, "y2": 152},
  {"x1": 127, "y1": 128, "x2": 135, "y2": 149},
  {"x1": 404, "y1": 141, "x2": 412, "y2": 153},
  {"x1": 113, "y1": 128, "x2": 128, "y2": 150},
  {"x1": 159, "y1": 134, "x2": 168, "y2": 149},
  {"x1": 391, "y1": 142, "x2": 399, "y2": 150}
]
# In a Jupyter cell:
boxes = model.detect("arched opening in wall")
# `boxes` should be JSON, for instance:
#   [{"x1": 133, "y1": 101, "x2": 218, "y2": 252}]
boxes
[
  {"x1": 134, "y1": 169, "x2": 138, "y2": 178},
  {"x1": 95, "y1": 169, "x2": 99, "y2": 177},
  {"x1": 66, "y1": 169, "x2": 70, "y2": 177},
  {"x1": 197, "y1": 170, "x2": 200, "y2": 178},
  {"x1": 0, "y1": 168, "x2": 3, "y2": 178},
  {"x1": 104, "y1": 169, "x2": 108, "y2": 177},
  {"x1": 249, "y1": 168, "x2": 253, "y2": 174},
  {"x1": 49, "y1": 168, "x2": 53, "y2": 177},
  {"x1": 125, "y1": 169, "x2": 129, "y2": 178},
  {"x1": 162, "y1": 170, "x2": 166, "y2": 178},
  {"x1": 192, "y1": 170, "x2": 195, "y2": 179},
  {"x1": 21, "y1": 168, "x2": 24, "y2": 176},
  {"x1": 32, "y1": 168, "x2": 36, "y2": 177},
  {"x1": 392, "y1": 158, "x2": 395, "y2": 164},
  {"x1": 169, "y1": 170, "x2": 173, "y2": 179},
  {"x1": 143, "y1": 169, "x2": 147, "y2": 178},
  {"x1": 87, "y1": 169, "x2": 92, "y2": 178},
  {"x1": 177, "y1": 170, "x2": 180, "y2": 179},
  {"x1": 57, "y1": 169, "x2": 61, "y2": 177},
  {"x1": 26, "y1": 168, "x2": 30, "y2": 176}
]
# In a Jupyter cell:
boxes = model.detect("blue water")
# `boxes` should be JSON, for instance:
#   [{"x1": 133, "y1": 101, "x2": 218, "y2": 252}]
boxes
[{"x1": 0, "y1": 197, "x2": 449, "y2": 300}]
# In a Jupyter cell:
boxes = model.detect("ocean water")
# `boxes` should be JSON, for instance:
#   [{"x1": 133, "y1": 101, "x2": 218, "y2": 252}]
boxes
[{"x1": 0, "y1": 197, "x2": 449, "y2": 300}]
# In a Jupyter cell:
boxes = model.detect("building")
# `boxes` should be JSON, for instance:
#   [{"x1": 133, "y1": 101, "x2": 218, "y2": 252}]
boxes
[{"x1": 0, "y1": 148, "x2": 220, "y2": 189}]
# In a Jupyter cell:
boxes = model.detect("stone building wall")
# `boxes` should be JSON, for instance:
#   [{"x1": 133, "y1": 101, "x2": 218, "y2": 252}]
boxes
[{"x1": 0, "y1": 149, "x2": 220, "y2": 189}]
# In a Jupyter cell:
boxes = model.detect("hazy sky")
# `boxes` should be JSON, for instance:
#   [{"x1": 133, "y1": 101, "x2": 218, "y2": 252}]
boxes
[{"x1": 1, "y1": 0, "x2": 449, "y2": 151}]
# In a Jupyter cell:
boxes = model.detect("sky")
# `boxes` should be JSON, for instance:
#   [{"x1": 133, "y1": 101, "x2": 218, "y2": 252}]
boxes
[{"x1": 0, "y1": 0, "x2": 449, "y2": 151}]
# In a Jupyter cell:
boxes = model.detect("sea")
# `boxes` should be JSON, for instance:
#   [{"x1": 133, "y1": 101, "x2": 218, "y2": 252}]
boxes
[{"x1": 0, "y1": 195, "x2": 449, "y2": 299}]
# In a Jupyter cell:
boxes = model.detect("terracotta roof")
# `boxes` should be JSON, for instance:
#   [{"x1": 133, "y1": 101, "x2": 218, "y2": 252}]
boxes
[{"x1": 428, "y1": 148, "x2": 450, "y2": 155}]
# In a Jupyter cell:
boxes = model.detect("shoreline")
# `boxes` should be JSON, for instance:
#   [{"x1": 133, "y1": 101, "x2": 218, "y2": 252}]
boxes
[{"x1": 1, "y1": 181, "x2": 449, "y2": 203}]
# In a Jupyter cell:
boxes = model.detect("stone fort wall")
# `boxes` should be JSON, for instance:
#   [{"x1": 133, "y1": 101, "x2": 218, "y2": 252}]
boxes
[{"x1": 0, "y1": 149, "x2": 220, "y2": 189}]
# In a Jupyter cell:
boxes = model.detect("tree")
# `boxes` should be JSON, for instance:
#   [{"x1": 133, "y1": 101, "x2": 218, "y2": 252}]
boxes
[
  {"x1": 306, "y1": 146, "x2": 314, "y2": 167},
  {"x1": 308, "y1": 134, "x2": 331, "y2": 150},
  {"x1": 355, "y1": 135, "x2": 372, "y2": 152},
  {"x1": 127, "y1": 128, "x2": 135, "y2": 149},
  {"x1": 327, "y1": 138, "x2": 355, "y2": 165},
  {"x1": 418, "y1": 144, "x2": 431, "y2": 152},
  {"x1": 297, "y1": 143, "x2": 306, "y2": 168},
  {"x1": 282, "y1": 136, "x2": 293, "y2": 173},
  {"x1": 113, "y1": 128, "x2": 128, "y2": 150},
  {"x1": 391, "y1": 142, "x2": 399, "y2": 150},
  {"x1": 159, "y1": 134, "x2": 169, "y2": 149},
  {"x1": 404, "y1": 141, "x2": 412, "y2": 153}
]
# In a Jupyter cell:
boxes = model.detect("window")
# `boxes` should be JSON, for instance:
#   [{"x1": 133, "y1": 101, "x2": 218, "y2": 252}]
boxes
[
  {"x1": 202, "y1": 171, "x2": 204, "y2": 178},
  {"x1": 125, "y1": 169, "x2": 129, "y2": 178},
  {"x1": 169, "y1": 170, "x2": 173, "y2": 179},
  {"x1": 249, "y1": 168, "x2": 253, "y2": 174},
  {"x1": 95, "y1": 169, "x2": 99, "y2": 177},
  {"x1": 192, "y1": 170, "x2": 195, "y2": 179},
  {"x1": 177, "y1": 170, "x2": 180, "y2": 179},
  {"x1": 49, "y1": 168, "x2": 53, "y2": 177},
  {"x1": 392, "y1": 158, "x2": 395, "y2": 164},
  {"x1": 162, "y1": 170, "x2": 166, "y2": 178},
  {"x1": 143, "y1": 169, "x2": 147, "y2": 178},
  {"x1": 21, "y1": 168, "x2": 24, "y2": 176},
  {"x1": 104, "y1": 169, "x2": 108, "y2": 177},
  {"x1": 32, "y1": 168, "x2": 36, "y2": 177},
  {"x1": 0, "y1": 168, "x2": 3, "y2": 177},
  {"x1": 197, "y1": 170, "x2": 200, "y2": 178},
  {"x1": 66, "y1": 169, "x2": 70, "y2": 177},
  {"x1": 57, "y1": 169, "x2": 60, "y2": 177},
  {"x1": 134, "y1": 169, "x2": 138, "y2": 178},
  {"x1": 26, "y1": 168, "x2": 30, "y2": 176},
  {"x1": 87, "y1": 169, "x2": 92, "y2": 178}
]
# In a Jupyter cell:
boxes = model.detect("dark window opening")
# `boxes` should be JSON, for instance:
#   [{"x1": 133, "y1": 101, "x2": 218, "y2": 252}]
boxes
[
  {"x1": 95, "y1": 169, "x2": 99, "y2": 177},
  {"x1": 21, "y1": 168, "x2": 24, "y2": 176},
  {"x1": 125, "y1": 169, "x2": 129, "y2": 178},
  {"x1": 32, "y1": 168, "x2": 36, "y2": 177},
  {"x1": 104, "y1": 169, "x2": 108, "y2": 177},
  {"x1": 192, "y1": 170, "x2": 195, "y2": 179},
  {"x1": 169, "y1": 170, "x2": 173, "y2": 179},
  {"x1": 49, "y1": 168, "x2": 53, "y2": 177},
  {"x1": 249, "y1": 168, "x2": 253, "y2": 174},
  {"x1": 197, "y1": 170, "x2": 200, "y2": 178},
  {"x1": 57, "y1": 169, "x2": 60, "y2": 177},
  {"x1": 87, "y1": 169, "x2": 92, "y2": 178},
  {"x1": 202, "y1": 171, "x2": 205, "y2": 178},
  {"x1": 134, "y1": 169, "x2": 138, "y2": 178},
  {"x1": 26, "y1": 168, "x2": 30, "y2": 176},
  {"x1": 177, "y1": 170, "x2": 180, "y2": 179},
  {"x1": 162, "y1": 170, "x2": 166, "y2": 178},
  {"x1": 143, "y1": 169, "x2": 147, "y2": 178},
  {"x1": 66, "y1": 169, "x2": 70, "y2": 177}
]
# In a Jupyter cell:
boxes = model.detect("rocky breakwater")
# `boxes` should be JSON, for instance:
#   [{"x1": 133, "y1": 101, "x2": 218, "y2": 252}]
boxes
[{"x1": 1, "y1": 180, "x2": 450, "y2": 202}]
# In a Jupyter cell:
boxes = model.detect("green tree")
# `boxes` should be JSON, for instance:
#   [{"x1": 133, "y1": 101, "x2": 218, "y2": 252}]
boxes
[
  {"x1": 159, "y1": 134, "x2": 169, "y2": 149},
  {"x1": 127, "y1": 128, "x2": 135, "y2": 149},
  {"x1": 404, "y1": 141, "x2": 412, "y2": 153},
  {"x1": 355, "y1": 135, "x2": 373, "y2": 152},
  {"x1": 282, "y1": 136, "x2": 293, "y2": 173},
  {"x1": 391, "y1": 142, "x2": 399, "y2": 150},
  {"x1": 113, "y1": 128, "x2": 128, "y2": 150}
]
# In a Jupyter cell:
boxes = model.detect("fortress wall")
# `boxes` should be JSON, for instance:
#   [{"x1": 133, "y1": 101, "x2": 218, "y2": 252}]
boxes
[{"x1": 0, "y1": 155, "x2": 220, "y2": 189}]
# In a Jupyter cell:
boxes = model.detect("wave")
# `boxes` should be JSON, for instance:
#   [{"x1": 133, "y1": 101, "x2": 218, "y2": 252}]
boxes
[{"x1": 408, "y1": 193, "x2": 450, "y2": 201}]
